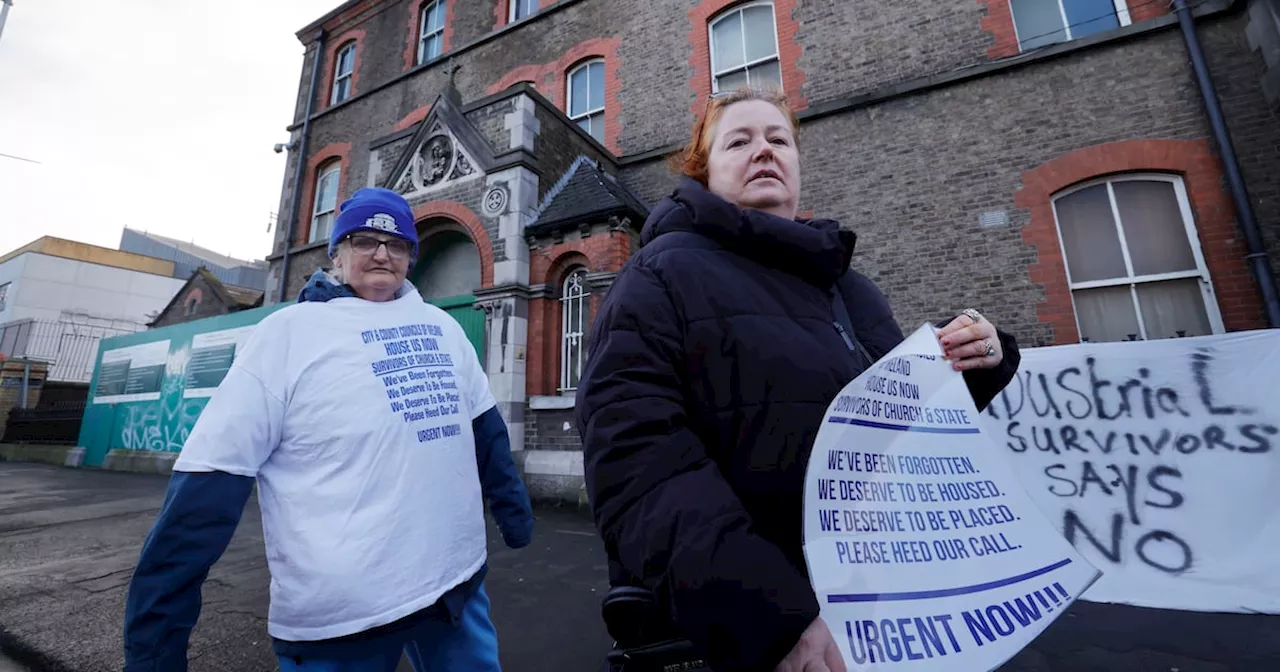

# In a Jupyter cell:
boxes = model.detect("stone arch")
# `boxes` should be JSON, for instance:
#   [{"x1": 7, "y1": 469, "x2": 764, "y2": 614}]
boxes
[
  {"x1": 408, "y1": 208, "x2": 491, "y2": 364},
  {"x1": 412, "y1": 220, "x2": 482, "y2": 300},
  {"x1": 411, "y1": 200, "x2": 493, "y2": 288},
  {"x1": 543, "y1": 249, "x2": 591, "y2": 288}
]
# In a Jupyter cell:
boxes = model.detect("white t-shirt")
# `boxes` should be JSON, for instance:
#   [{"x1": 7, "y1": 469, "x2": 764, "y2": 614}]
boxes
[{"x1": 173, "y1": 283, "x2": 497, "y2": 642}]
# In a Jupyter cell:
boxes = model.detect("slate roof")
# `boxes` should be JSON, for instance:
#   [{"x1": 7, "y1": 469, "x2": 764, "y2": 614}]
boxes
[
  {"x1": 528, "y1": 156, "x2": 649, "y2": 234},
  {"x1": 148, "y1": 267, "x2": 264, "y2": 327}
]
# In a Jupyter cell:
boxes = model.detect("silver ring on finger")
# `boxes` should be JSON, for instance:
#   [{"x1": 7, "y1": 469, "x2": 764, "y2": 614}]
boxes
[
  {"x1": 962, "y1": 308, "x2": 984, "y2": 324},
  {"x1": 982, "y1": 338, "x2": 995, "y2": 358}
]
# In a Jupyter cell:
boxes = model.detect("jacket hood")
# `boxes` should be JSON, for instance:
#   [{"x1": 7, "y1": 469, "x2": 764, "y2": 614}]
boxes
[{"x1": 639, "y1": 177, "x2": 856, "y2": 287}]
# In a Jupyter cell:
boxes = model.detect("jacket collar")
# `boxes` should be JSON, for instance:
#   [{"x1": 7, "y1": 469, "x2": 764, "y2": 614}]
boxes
[
  {"x1": 296, "y1": 269, "x2": 414, "y2": 303},
  {"x1": 640, "y1": 177, "x2": 855, "y2": 287}
]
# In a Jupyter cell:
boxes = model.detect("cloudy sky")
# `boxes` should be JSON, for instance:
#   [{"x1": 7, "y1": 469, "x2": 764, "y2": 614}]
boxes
[{"x1": 0, "y1": 0, "x2": 343, "y2": 262}]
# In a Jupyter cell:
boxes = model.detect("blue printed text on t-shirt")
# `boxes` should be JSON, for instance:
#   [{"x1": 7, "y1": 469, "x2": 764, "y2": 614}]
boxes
[{"x1": 360, "y1": 322, "x2": 463, "y2": 444}]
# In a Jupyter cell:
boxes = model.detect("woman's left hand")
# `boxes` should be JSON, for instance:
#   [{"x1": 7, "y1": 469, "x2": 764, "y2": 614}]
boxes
[{"x1": 938, "y1": 308, "x2": 1004, "y2": 371}]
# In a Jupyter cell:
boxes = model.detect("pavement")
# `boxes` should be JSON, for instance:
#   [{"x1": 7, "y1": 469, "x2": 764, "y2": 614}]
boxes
[{"x1": 1, "y1": 461, "x2": 1279, "y2": 672}]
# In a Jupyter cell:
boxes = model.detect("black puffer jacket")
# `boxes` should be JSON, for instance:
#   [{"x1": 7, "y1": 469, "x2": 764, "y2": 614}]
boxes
[{"x1": 574, "y1": 178, "x2": 1019, "y2": 671}]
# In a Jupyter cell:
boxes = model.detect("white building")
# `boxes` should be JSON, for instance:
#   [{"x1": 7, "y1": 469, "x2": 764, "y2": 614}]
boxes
[{"x1": 0, "y1": 237, "x2": 185, "y2": 383}]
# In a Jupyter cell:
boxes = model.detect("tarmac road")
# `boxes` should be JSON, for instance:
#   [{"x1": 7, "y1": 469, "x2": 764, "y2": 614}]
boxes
[
  {"x1": 1, "y1": 461, "x2": 1279, "y2": 672},
  {"x1": 0, "y1": 462, "x2": 612, "y2": 672}
]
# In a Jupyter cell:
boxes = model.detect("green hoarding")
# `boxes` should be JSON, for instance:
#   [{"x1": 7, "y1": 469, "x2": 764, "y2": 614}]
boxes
[
  {"x1": 76, "y1": 302, "x2": 292, "y2": 467},
  {"x1": 76, "y1": 293, "x2": 489, "y2": 468}
]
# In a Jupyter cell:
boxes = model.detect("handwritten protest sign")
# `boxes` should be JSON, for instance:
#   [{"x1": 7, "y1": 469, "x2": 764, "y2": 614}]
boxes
[
  {"x1": 980, "y1": 329, "x2": 1280, "y2": 614},
  {"x1": 804, "y1": 325, "x2": 1100, "y2": 671}
]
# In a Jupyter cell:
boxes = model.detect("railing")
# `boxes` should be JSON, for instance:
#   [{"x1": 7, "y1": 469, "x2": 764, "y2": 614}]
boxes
[
  {"x1": 0, "y1": 317, "x2": 146, "y2": 384},
  {"x1": 1, "y1": 400, "x2": 87, "y2": 445}
]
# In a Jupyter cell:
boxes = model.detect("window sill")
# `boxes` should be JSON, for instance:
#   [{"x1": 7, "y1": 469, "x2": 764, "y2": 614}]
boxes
[{"x1": 529, "y1": 394, "x2": 575, "y2": 410}]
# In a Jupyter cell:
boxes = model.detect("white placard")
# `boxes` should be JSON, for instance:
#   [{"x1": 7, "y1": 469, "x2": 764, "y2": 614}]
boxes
[
  {"x1": 980, "y1": 329, "x2": 1280, "y2": 614},
  {"x1": 93, "y1": 340, "x2": 171, "y2": 404},
  {"x1": 804, "y1": 325, "x2": 1100, "y2": 671},
  {"x1": 183, "y1": 325, "x2": 257, "y2": 398}
]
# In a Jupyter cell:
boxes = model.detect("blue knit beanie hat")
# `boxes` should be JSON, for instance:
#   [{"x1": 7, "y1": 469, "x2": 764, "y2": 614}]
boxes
[{"x1": 328, "y1": 187, "x2": 419, "y2": 259}]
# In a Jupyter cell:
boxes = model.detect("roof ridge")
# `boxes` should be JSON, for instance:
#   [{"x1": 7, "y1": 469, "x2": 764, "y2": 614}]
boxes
[{"x1": 534, "y1": 154, "x2": 595, "y2": 220}]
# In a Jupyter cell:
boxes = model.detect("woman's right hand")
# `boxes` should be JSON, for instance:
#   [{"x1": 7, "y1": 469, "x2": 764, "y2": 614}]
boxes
[{"x1": 774, "y1": 617, "x2": 847, "y2": 672}]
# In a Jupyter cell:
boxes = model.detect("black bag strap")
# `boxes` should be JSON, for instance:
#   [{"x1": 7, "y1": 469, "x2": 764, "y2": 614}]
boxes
[{"x1": 831, "y1": 284, "x2": 875, "y2": 370}]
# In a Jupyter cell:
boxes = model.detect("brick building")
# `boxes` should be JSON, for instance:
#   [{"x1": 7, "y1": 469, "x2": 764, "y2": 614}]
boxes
[
  {"x1": 266, "y1": 0, "x2": 1280, "y2": 501},
  {"x1": 148, "y1": 267, "x2": 266, "y2": 329}
]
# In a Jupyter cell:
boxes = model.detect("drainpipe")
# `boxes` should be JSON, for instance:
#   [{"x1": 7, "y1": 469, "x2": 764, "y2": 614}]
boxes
[
  {"x1": 277, "y1": 28, "x2": 326, "y2": 304},
  {"x1": 1173, "y1": 0, "x2": 1280, "y2": 328}
]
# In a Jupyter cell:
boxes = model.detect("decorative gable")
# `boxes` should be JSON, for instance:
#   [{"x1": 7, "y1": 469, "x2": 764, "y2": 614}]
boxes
[
  {"x1": 391, "y1": 121, "x2": 483, "y2": 196},
  {"x1": 381, "y1": 93, "x2": 496, "y2": 199}
]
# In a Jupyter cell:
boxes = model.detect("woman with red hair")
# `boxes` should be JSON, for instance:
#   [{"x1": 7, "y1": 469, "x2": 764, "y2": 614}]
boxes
[{"x1": 575, "y1": 88, "x2": 1021, "y2": 672}]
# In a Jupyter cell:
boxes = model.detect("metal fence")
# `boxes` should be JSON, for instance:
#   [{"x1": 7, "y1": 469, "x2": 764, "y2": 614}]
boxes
[{"x1": 0, "y1": 317, "x2": 146, "y2": 384}]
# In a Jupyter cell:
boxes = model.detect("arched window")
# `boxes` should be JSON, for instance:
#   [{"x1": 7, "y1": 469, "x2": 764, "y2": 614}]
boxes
[
  {"x1": 1051, "y1": 173, "x2": 1223, "y2": 342},
  {"x1": 560, "y1": 268, "x2": 590, "y2": 392},
  {"x1": 417, "y1": 0, "x2": 446, "y2": 64},
  {"x1": 708, "y1": 1, "x2": 781, "y2": 93},
  {"x1": 310, "y1": 162, "x2": 341, "y2": 243},
  {"x1": 331, "y1": 42, "x2": 357, "y2": 104},
  {"x1": 567, "y1": 59, "x2": 605, "y2": 143}
]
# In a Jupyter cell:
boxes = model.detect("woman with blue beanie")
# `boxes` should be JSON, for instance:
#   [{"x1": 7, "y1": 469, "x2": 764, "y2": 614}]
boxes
[{"x1": 123, "y1": 187, "x2": 534, "y2": 671}]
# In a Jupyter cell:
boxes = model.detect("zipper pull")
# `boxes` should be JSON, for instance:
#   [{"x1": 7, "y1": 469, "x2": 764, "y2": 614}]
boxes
[{"x1": 833, "y1": 321, "x2": 856, "y2": 352}]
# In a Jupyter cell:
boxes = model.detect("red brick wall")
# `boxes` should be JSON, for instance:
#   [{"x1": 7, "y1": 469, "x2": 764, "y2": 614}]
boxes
[
  {"x1": 980, "y1": 0, "x2": 1019, "y2": 59},
  {"x1": 983, "y1": 0, "x2": 1172, "y2": 59},
  {"x1": 1127, "y1": 0, "x2": 1170, "y2": 23},
  {"x1": 527, "y1": 231, "x2": 631, "y2": 396},
  {"x1": 1014, "y1": 138, "x2": 1267, "y2": 345},
  {"x1": 317, "y1": 0, "x2": 376, "y2": 34},
  {"x1": 410, "y1": 201, "x2": 495, "y2": 288},
  {"x1": 489, "y1": 65, "x2": 546, "y2": 93},
  {"x1": 295, "y1": 142, "x2": 353, "y2": 245},
  {"x1": 324, "y1": 29, "x2": 366, "y2": 110},
  {"x1": 487, "y1": 37, "x2": 624, "y2": 154},
  {"x1": 402, "y1": 0, "x2": 455, "y2": 71},
  {"x1": 393, "y1": 104, "x2": 433, "y2": 132},
  {"x1": 687, "y1": 0, "x2": 808, "y2": 118}
]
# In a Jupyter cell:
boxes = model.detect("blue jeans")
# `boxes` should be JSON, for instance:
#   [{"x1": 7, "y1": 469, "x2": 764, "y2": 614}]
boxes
[{"x1": 277, "y1": 583, "x2": 501, "y2": 671}]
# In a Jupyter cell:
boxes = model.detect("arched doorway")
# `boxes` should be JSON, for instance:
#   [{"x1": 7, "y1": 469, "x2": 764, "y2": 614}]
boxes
[{"x1": 410, "y1": 227, "x2": 485, "y2": 362}]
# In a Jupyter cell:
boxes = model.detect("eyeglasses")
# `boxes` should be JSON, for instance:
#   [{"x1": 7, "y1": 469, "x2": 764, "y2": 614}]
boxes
[{"x1": 346, "y1": 234, "x2": 413, "y2": 259}]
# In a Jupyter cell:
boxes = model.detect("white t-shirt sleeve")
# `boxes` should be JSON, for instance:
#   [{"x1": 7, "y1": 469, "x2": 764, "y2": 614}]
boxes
[
  {"x1": 453, "y1": 320, "x2": 496, "y2": 420},
  {"x1": 173, "y1": 319, "x2": 287, "y2": 477}
]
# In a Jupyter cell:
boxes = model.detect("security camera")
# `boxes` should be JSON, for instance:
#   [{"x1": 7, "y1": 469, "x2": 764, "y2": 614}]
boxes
[{"x1": 273, "y1": 141, "x2": 297, "y2": 154}]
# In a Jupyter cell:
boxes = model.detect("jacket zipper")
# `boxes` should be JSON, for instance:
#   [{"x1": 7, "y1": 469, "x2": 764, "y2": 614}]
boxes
[{"x1": 832, "y1": 320, "x2": 857, "y2": 352}]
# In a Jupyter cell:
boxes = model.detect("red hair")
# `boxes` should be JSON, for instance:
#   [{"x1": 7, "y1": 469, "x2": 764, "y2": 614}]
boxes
[{"x1": 671, "y1": 86, "x2": 801, "y2": 185}]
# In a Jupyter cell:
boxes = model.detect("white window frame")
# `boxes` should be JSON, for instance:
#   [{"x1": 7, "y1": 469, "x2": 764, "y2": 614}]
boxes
[
  {"x1": 1050, "y1": 173, "x2": 1225, "y2": 342},
  {"x1": 708, "y1": 0, "x2": 781, "y2": 94},
  {"x1": 331, "y1": 42, "x2": 357, "y2": 104},
  {"x1": 560, "y1": 268, "x2": 590, "y2": 392},
  {"x1": 1008, "y1": 0, "x2": 1132, "y2": 53},
  {"x1": 509, "y1": 0, "x2": 538, "y2": 23},
  {"x1": 310, "y1": 163, "x2": 342, "y2": 243},
  {"x1": 567, "y1": 59, "x2": 606, "y2": 143},
  {"x1": 417, "y1": 0, "x2": 445, "y2": 65}
]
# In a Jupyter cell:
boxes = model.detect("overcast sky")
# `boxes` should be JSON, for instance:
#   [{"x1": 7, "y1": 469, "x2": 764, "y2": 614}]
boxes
[{"x1": 0, "y1": 0, "x2": 343, "y2": 263}]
